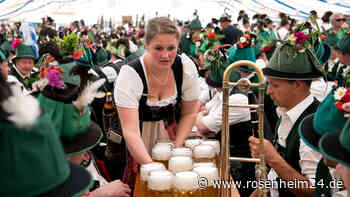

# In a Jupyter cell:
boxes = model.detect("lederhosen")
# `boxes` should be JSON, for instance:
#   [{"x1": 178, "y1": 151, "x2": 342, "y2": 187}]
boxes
[
  {"x1": 274, "y1": 99, "x2": 320, "y2": 197},
  {"x1": 122, "y1": 56, "x2": 183, "y2": 191}
]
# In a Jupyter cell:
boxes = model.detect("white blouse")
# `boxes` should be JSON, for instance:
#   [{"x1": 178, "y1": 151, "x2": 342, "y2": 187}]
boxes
[{"x1": 114, "y1": 53, "x2": 200, "y2": 108}]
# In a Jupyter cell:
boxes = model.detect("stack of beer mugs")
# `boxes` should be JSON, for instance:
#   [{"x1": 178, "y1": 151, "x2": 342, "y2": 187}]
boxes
[
  {"x1": 147, "y1": 170, "x2": 174, "y2": 197},
  {"x1": 152, "y1": 143, "x2": 172, "y2": 169},
  {"x1": 174, "y1": 171, "x2": 201, "y2": 197},
  {"x1": 140, "y1": 162, "x2": 166, "y2": 196},
  {"x1": 193, "y1": 166, "x2": 220, "y2": 197}
]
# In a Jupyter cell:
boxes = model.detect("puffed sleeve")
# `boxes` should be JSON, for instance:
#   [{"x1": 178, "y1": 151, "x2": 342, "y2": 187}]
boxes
[
  {"x1": 180, "y1": 53, "x2": 200, "y2": 101},
  {"x1": 114, "y1": 65, "x2": 143, "y2": 109}
]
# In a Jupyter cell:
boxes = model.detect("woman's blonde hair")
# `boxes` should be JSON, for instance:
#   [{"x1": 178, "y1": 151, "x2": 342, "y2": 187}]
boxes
[{"x1": 145, "y1": 17, "x2": 180, "y2": 45}]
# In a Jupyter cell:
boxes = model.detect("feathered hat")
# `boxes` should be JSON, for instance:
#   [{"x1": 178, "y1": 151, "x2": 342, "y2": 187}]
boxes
[{"x1": 0, "y1": 76, "x2": 93, "y2": 196}]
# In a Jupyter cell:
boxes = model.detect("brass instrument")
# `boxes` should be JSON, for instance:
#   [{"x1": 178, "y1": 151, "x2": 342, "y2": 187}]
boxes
[{"x1": 220, "y1": 60, "x2": 267, "y2": 197}]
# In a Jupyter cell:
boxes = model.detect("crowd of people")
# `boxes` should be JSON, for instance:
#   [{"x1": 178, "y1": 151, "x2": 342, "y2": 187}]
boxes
[{"x1": 1, "y1": 8, "x2": 350, "y2": 197}]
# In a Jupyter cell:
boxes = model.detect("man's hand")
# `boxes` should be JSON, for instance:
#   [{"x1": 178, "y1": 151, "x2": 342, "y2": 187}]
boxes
[
  {"x1": 91, "y1": 179, "x2": 131, "y2": 197},
  {"x1": 249, "y1": 136, "x2": 279, "y2": 165}
]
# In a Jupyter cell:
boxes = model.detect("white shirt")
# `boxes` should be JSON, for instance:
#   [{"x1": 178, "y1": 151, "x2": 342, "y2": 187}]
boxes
[
  {"x1": 114, "y1": 53, "x2": 200, "y2": 109},
  {"x1": 277, "y1": 27, "x2": 289, "y2": 40},
  {"x1": 311, "y1": 78, "x2": 334, "y2": 102},
  {"x1": 268, "y1": 94, "x2": 322, "y2": 197},
  {"x1": 201, "y1": 91, "x2": 251, "y2": 133}
]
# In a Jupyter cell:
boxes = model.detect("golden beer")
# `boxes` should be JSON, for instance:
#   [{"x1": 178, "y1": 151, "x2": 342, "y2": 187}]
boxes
[
  {"x1": 174, "y1": 171, "x2": 201, "y2": 197},
  {"x1": 193, "y1": 166, "x2": 219, "y2": 197},
  {"x1": 147, "y1": 170, "x2": 174, "y2": 197},
  {"x1": 169, "y1": 156, "x2": 193, "y2": 173},
  {"x1": 201, "y1": 140, "x2": 220, "y2": 166},
  {"x1": 152, "y1": 144, "x2": 172, "y2": 169},
  {"x1": 185, "y1": 139, "x2": 202, "y2": 149},
  {"x1": 172, "y1": 147, "x2": 193, "y2": 158},
  {"x1": 140, "y1": 162, "x2": 166, "y2": 197},
  {"x1": 193, "y1": 144, "x2": 216, "y2": 163}
]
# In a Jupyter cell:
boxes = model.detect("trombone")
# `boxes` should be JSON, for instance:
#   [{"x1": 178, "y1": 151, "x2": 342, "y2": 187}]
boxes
[{"x1": 220, "y1": 60, "x2": 267, "y2": 197}]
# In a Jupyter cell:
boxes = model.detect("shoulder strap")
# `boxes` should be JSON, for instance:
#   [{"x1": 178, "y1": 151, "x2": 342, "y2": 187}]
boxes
[
  {"x1": 128, "y1": 58, "x2": 148, "y2": 122},
  {"x1": 172, "y1": 55, "x2": 183, "y2": 105}
]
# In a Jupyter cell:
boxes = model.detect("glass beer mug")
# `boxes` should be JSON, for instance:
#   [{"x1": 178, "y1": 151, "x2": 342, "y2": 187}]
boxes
[
  {"x1": 174, "y1": 171, "x2": 201, "y2": 197},
  {"x1": 168, "y1": 156, "x2": 193, "y2": 173},
  {"x1": 152, "y1": 144, "x2": 172, "y2": 169},
  {"x1": 147, "y1": 170, "x2": 174, "y2": 197},
  {"x1": 193, "y1": 144, "x2": 216, "y2": 164},
  {"x1": 140, "y1": 162, "x2": 166, "y2": 197},
  {"x1": 172, "y1": 147, "x2": 193, "y2": 158},
  {"x1": 193, "y1": 166, "x2": 220, "y2": 197},
  {"x1": 201, "y1": 139, "x2": 220, "y2": 167}
]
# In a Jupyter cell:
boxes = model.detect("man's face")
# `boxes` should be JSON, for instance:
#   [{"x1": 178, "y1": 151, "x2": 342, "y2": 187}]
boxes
[
  {"x1": 15, "y1": 58, "x2": 34, "y2": 77},
  {"x1": 338, "y1": 52, "x2": 350, "y2": 66},
  {"x1": 332, "y1": 15, "x2": 345, "y2": 28},
  {"x1": 266, "y1": 78, "x2": 297, "y2": 109}
]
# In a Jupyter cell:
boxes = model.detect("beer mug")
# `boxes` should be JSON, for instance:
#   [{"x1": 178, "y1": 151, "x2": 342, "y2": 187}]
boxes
[
  {"x1": 155, "y1": 139, "x2": 175, "y2": 149},
  {"x1": 172, "y1": 147, "x2": 192, "y2": 158},
  {"x1": 140, "y1": 162, "x2": 166, "y2": 197},
  {"x1": 185, "y1": 139, "x2": 202, "y2": 149},
  {"x1": 174, "y1": 171, "x2": 201, "y2": 197},
  {"x1": 201, "y1": 140, "x2": 220, "y2": 166},
  {"x1": 168, "y1": 156, "x2": 193, "y2": 173},
  {"x1": 147, "y1": 170, "x2": 174, "y2": 197},
  {"x1": 193, "y1": 162, "x2": 216, "y2": 169},
  {"x1": 193, "y1": 166, "x2": 219, "y2": 197},
  {"x1": 193, "y1": 144, "x2": 216, "y2": 163},
  {"x1": 152, "y1": 144, "x2": 172, "y2": 169}
]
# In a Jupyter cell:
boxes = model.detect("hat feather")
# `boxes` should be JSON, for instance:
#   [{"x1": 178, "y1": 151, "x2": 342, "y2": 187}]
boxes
[
  {"x1": 2, "y1": 85, "x2": 40, "y2": 128},
  {"x1": 72, "y1": 78, "x2": 106, "y2": 113}
]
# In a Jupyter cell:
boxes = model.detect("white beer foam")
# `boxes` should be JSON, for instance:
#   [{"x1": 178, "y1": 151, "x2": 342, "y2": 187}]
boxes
[
  {"x1": 172, "y1": 147, "x2": 192, "y2": 157},
  {"x1": 147, "y1": 170, "x2": 174, "y2": 191},
  {"x1": 193, "y1": 162, "x2": 216, "y2": 168},
  {"x1": 184, "y1": 139, "x2": 202, "y2": 149},
  {"x1": 193, "y1": 144, "x2": 216, "y2": 159},
  {"x1": 140, "y1": 162, "x2": 166, "y2": 181},
  {"x1": 152, "y1": 144, "x2": 172, "y2": 161},
  {"x1": 174, "y1": 171, "x2": 200, "y2": 191},
  {"x1": 168, "y1": 156, "x2": 193, "y2": 173},
  {"x1": 201, "y1": 140, "x2": 220, "y2": 154},
  {"x1": 193, "y1": 167, "x2": 219, "y2": 187}
]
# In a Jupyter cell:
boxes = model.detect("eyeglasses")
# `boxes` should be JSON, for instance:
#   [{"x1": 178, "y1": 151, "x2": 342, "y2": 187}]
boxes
[{"x1": 336, "y1": 18, "x2": 346, "y2": 22}]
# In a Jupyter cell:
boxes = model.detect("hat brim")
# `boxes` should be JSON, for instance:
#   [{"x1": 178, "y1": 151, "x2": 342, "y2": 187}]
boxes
[
  {"x1": 206, "y1": 75, "x2": 222, "y2": 88},
  {"x1": 39, "y1": 161, "x2": 93, "y2": 197},
  {"x1": 63, "y1": 121, "x2": 103, "y2": 156},
  {"x1": 319, "y1": 131, "x2": 350, "y2": 168},
  {"x1": 12, "y1": 55, "x2": 37, "y2": 62},
  {"x1": 298, "y1": 113, "x2": 321, "y2": 152},
  {"x1": 263, "y1": 67, "x2": 322, "y2": 80}
]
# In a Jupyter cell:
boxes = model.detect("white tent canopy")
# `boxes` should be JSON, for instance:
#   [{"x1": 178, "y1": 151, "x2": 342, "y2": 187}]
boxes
[{"x1": 0, "y1": 0, "x2": 349, "y2": 26}]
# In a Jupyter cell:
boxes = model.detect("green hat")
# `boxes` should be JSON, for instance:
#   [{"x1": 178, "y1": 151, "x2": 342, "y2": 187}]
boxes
[
  {"x1": 314, "y1": 42, "x2": 331, "y2": 65},
  {"x1": 190, "y1": 18, "x2": 202, "y2": 30},
  {"x1": 319, "y1": 118, "x2": 350, "y2": 168},
  {"x1": 94, "y1": 47, "x2": 111, "y2": 66},
  {"x1": 228, "y1": 46, "x2": 256, "y2": 72},
  {"x1": 0, "y1": 108, "x2": 93, "y2": 196},
  {"x1": 0, "y1": 40, "x2": 14, "y2": 55},
  {"x1": 336, "y1": 32, "x2": 350, "y2": 54},
  {"x1": 263, "y1": 43, "x2": 323, "y2": 80},
  {"x1": 0, "y1": 49, "x2": 7, "y2": 62},
  {"x1": 205, "y1": 60, "x2": 241, "y2": 88},
  {"x1": 299, "y1": 91, "x2": 347, "y2": 152},
  {"x1": 12, "y1": 44, "x2": 36, "y2": 62}
]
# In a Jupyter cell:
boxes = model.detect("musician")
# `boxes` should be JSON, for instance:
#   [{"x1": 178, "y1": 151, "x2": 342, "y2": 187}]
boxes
[{"x1": 249, "y1": 42, "x2": 323, "y2": 197}]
